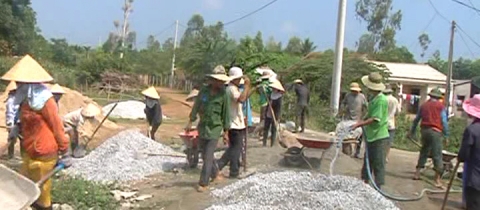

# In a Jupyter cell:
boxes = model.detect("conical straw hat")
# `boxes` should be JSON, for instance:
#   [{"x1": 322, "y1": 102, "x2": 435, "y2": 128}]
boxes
[
  {"x1": 186, "y1": 89, "x2": 199, "y2": 101},
  {"x1": 269, "y1": 78, "x2": 285, "y2": 92},
  {"x1": 50, "y1": 83, "x2": 65, "y2": 94},
  {"x1": 81, "y1": 103, "x2": 101, "y2": 118},
  {"x1": 1, "y1": 55, "x2": 54, "y2": 83},
  {"x1": 5, "y1": 81, "x2": 17, "y2": 92},
  {"x1": 141, "y1": 86, "x2": 160, "y2": 99}
]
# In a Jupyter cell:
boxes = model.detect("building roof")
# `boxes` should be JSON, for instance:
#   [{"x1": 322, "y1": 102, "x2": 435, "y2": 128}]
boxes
[
  {"x1": 454, "y1": 79, "x2": 471, "y2": 86},
  {"x1": 368, "y1": 60, "x2": 447, "y2": 84}
]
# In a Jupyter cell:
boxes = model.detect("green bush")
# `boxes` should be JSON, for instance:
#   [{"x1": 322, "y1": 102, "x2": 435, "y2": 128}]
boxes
[{"x1": 52, "y1": 176, "x2": 119, "y2": 210}]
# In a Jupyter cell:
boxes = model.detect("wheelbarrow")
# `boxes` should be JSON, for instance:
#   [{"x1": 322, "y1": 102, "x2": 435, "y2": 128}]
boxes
[
  {"x1": 0, "y1": 163, "x2": 65, "y2": 210},
  {"x1": 282, "y1": 132, "x2": 356, "y2": 169},
  {"x1": 179, "y1": 130, "x2": 200, "y2": 168}
]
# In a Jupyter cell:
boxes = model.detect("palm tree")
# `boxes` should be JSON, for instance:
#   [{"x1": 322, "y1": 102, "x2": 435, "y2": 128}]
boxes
[{"x1": 301, "y1": 38, "x2": 317, "y2": 56}]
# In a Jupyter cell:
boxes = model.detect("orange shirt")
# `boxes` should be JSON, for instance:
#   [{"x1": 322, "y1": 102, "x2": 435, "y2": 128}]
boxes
[{"x1": 20, "y1": 98, "x2": 69, "y2": 157}]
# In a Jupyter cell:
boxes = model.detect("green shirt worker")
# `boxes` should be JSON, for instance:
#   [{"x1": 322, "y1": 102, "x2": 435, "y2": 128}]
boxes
[
  {"x1": 186, "y1": 72, "x2": 231, "y2": 193},
  {"x1": 352, "y1": 72, "x2": 389, "y2": 188}
]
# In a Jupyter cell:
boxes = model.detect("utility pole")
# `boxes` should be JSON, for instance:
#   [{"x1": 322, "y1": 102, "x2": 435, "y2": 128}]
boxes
[
  {"x1": 330, "y1": 0, "x2": 348, "y2": 116},
  {"x1": 170, "y1": 20, "x2": 179, "y2": 88},
  {"x1": 120, "y1": 0, "x2": 133, "y2": 59},
  {"x1": 445, "y1": 21, "x2": 455, "y2": 114}
]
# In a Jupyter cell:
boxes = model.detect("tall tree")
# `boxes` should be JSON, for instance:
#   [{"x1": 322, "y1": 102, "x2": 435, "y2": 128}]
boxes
[
  {"x1": 265, "y1": 36, "x2": 282, "y2": 52},
  {"x1": 355, "y1": 0, "x2": 402, "y2": 52},
  {"x1": 285, "y1": 36, "x2": 302, "y2": 55},
  {"x1": 180, "y1": 14, "x2": 205, "y2": 47},
  {"x1": 146, "y1": 35, "x2": 161, "y2": 51},
  {"x1": 418, "y1": 33, "x2": 431, "y2": 58},
  {"x1": 300, "y1": 38, "x2": 317, "y2": 55},
  {"x1": 253, "y1": 31, "x2": 264, "y2": 52},
  {"x1": 356, "y1": 33, "x2": 376, "y2": 54}
]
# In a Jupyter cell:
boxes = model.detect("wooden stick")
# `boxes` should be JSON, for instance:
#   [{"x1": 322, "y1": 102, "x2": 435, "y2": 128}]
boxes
[{"x1": 441, "y1": 161, "x2": 461, "y2": 210}]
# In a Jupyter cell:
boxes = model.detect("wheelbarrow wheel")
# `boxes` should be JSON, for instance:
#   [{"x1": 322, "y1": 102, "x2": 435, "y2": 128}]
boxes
[{"x1": 284, "y1": 147, "x2": 304, "y2": 167}]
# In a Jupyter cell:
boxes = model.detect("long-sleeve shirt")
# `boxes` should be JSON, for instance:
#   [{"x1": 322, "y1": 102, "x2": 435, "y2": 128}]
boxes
[
  {"x1": 5, "y1": 94, "x2": 19, "y2": 126},
  {"x1": 21, "y1": 98, "x2": 69, "y2": 158},
  {"x1": 63, "y1": 108, "x2": 91, "y2": 140},
  {"x1": 189, "y1": 86, "x2": 231, "y2": 140},
  {"x1": 144, "y1": 101, "x2": 163, "y2": 126},
  {"x1": 411, "y1": 99, "x2": 449, "y2": 137},
  {"x1": 458, "y1": 119, "x2": 480, "y2": 191}
]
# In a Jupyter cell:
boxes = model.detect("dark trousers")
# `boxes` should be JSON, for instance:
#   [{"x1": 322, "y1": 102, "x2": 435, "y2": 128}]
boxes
[
  {"x1": 416, "y1": 128, "x2": 444, "y2": 173},
  {"x1": 361, "y1": 138, "x2": 387, "y2": 186},
  {"x1": 217, "y1": 129, "x2": 244, "y2": 177},
  {"x1": 354, "y1": 135, "x2": 363, "y2": 157},
  {"x1": 149, "y1": 123, "x2": 161, "y2": 140},
  {"x1": 198, "y1": 138, "x2": 218, "y2": 186},
  {"x1": 263, "y1": 118, "x2": 277, "y2": 147},
  {"x1": 466, "y1": 186, "x2": 480, "y2": 210},
  {"x1": 295, "y1": 105, "x2": 307, "y2": 132}
]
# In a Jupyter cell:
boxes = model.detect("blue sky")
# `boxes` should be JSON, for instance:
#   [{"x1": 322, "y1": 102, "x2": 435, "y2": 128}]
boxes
[{"x1": 31, "y1": 0, "x2": 480, "y2": 62}]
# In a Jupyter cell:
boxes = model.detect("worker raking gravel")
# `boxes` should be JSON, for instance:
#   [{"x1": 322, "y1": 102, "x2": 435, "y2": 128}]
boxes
[
  {"x1": 207, "y1": 171, "x2": 399, "y2": 210},
  {"x1": 67, "y1": 130, "x2": 186, "y2": 182}
]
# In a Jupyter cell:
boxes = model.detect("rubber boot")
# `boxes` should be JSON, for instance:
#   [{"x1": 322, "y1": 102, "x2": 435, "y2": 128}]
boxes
[{"x1": 73, "y1": 144, "x2": 87, "y2": 158}]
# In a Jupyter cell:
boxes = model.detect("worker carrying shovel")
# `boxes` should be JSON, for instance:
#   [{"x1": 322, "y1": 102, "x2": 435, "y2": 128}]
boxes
[
  {"x1": 141, "y1": 86, "x2": 162, "y2": 140},
  {"x1": 63, "y1": 103, "x2": 101, "y2": 158},
  {"x1": 2, "y1": 55, "x2": 72, "y2": 210}
]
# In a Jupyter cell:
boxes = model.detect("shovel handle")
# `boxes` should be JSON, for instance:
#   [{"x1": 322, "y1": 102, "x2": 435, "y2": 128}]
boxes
[{"x1": 37, "y1": 163, "x2": 65, "y2": 186}]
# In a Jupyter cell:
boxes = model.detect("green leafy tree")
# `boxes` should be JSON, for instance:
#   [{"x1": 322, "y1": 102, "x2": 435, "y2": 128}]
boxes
[
  {"x1": 285, "y1": 36, "x2": 302, "y2": 55},
  {"x1": 265, "y1": 36, "x2": 282, "y2": 52},
  {"x1": 253, "y1": 31, "x2": 264, "y2": 52},
  {"x1": 300, "y1": 38, "x2": 317, "y2": 56},
  {"x1": 418, "y1": 33, "x2": 431, "y2": 58},
  {"x1": 370, "y1": 46, "x2": 415, "y2": 63}
]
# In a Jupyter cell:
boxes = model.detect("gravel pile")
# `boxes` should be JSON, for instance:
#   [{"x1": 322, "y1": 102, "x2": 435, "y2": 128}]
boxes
[
  {"x1": 207, "y1": 171, "x2": 398, "y2": 210},
  {"x1": 67, "y1": 130, "x2": 186, "y2": 182},
  {"x1": 103, "y1": 100, "x2": 146, "y2": 119}
]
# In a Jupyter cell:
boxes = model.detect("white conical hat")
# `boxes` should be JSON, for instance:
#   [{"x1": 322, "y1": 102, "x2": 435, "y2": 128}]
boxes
[
  {"x1": 186, "y1": 89, "x2": 199, "y2": 101},
  {"x1": 1, "y1": 55, "x2": 54, "y2": 83},
  {"x1": 141, "y1": 86, "x2": 160, "y2": 99},
  {"x1": 81, "y1": 103, "x2": 101, "y2": 118},
  {"x1": 269, "y1": 78, "x2": 285, "y2": 92},
  {"x1": 5, "y1": 81, "x2": 17, "y2": 92},
  {"x1": 50, "y1": 83, "x2": 65, "y2": 94}
]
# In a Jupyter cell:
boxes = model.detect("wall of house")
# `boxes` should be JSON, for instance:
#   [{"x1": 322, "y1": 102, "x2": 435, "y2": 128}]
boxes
[{"x1": 453, "y1": 83, "x2": 471, "y2": 117}]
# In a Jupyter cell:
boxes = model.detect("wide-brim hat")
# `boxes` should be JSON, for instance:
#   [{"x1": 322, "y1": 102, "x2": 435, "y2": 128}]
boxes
[
  {"x1": 228, "y1": 67, "x2": 243, "y2": 80},
  {"x1": 208, "y1": 74, "x2": 231, "y2": 83},
  {"x1": 141, "y1": 86, "x2": 160, "y2": 99},
  {"x1": 383, "y1": 84, "x2": 393, "y2": 93},
  {"x1": 5, "y1": 81, "x2": 16, "y2": 92},
  {"x1": 212, "y1": 65, "x2": 226, "y2": 74},
  {"x1": 186, "y1": 89, "x2": 199, "y2": 102},
  {"x1": 81, "y1": 103, "x2": 101, "y2": 118},
  {"x1": 1, "y1": 55, "x2": 54, "y2": 83},
  {"x1": 50, "y1": 83, "x2": 65, "y2": 94},
  {"x1": 463, "y1": 94, "x2": 480, "y2": 119},
  {"x1": 428, "y1": 88, "x2": 443, "y2": 98},
  {"x1": 294, "y1": 79, "x2": 303, "y2": 84},
  {"x1": 269, "y1": 78, "x2": 285, "y2": 92},
  {"x1": 350, "y1": 82, "x2": 361, "y2": 91},
  {"x1": 361, "y1": 72, "x2": 385, "y2": 91}
]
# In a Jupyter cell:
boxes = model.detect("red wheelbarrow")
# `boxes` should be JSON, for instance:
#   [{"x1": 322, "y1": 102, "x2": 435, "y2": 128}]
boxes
[{"x1": 179, "y1": 130, "x2": 200, "y2": 168}]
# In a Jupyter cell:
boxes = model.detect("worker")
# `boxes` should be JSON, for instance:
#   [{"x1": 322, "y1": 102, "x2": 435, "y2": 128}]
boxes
[
  {"x1": 409, "y1": 88, "x2": 449, "y2": 189},
  {"x1": 351, "y1": 72, "x2": 389, "y2": 189},
  {"x1": 263, "y1": 78, "x2": 285, "y2": 147},
  {"x1": 63, "y1": 103, "x2": 100, "y2": 158},
  {"x1": 185, "y1": 69, "x2": 230, "y2": 193},
  {"x1": 341, "y1": 82, "x2": 368, "y2": 158},
  {"x1": 383, "y1": 84, "x2": 400, "y2": 163},
  {"x1": 4, "y1": 80, "x2": 20, "y2": 159},
  {"x1": 141, "y1": 86, "x2": 162, "y2": 140},
  {"x1": 292, "y1": 79, "x2": 310, "y2": 133},
  {"x1": 49, "y1": 83, "x2": 65, "y2": 105},
  {"x1": 217, "y1": 67, "x2": 252, "y2": 179},
  {"x1": 253, "y1": 72, "x2": 273, "y2": 138},
  {"x1": 1, "y1": 54, "x2": 71, "y2": 210},
  {"x1": 458, "y1": 94, "x2": 480, "y2": 209}
]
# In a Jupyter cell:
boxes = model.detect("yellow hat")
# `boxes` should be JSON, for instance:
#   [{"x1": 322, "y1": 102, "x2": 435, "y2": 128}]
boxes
[
  {"x1": 350, "y1": 82, "x2": 362, "y2": 91},
  {"x1": 1, "y1": 55, "x2": 54, "y2": 83},
  {"x1": 81, "y1": 103, "x2": 101, "y2": 118},
  {"x1": 5, "y1": 81, "x2": 16, "y2": 92},
  {"x1": 50, "y1": 83, "x2": 65, "y2": 94},
  {"x1": 141, "y1": 86, "x2": 160, "y2": 99},
  {"x1": 269, "y1": 78, "x2": 285, "y2": 92},
  {"x1": 294, "y1": 79, "x2": 303, "y2": 84}
]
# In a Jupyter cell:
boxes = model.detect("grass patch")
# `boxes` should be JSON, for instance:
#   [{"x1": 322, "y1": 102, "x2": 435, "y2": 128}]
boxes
[{"x1": 52, "y1": 176, "x2": 119, "y2": 210}]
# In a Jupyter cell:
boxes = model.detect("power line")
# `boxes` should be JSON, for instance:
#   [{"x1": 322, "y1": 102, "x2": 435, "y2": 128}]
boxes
[
  {"x1": 451, "y1": 0, "x2": 480, "y2": 13},
  {"x1": 466, "y1": 0, "x2": 480, "y2": 15},
  {"x1": 223, "y1": 0, "x2": 279, "y2": 26},
  {"x1": 427, "y1": 0, "x2": 451, "y2": 24},
  {"x1": 408, "y1": 13, "x2": 436, "y2": 49},
  {"x1": 137, "y1": 22, "x2": 176, "y2": 45},
  {"x1": 456, "y1": 24, "x2": 480, "y2": 49},
  {"x1": 457, "y1": 29, "x2": 476, "y2": 57}
]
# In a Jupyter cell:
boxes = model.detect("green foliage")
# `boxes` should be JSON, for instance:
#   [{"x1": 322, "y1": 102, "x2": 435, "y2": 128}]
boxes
[{"x1": 52, "y1": 176, "x2": 119, "y2": 210}]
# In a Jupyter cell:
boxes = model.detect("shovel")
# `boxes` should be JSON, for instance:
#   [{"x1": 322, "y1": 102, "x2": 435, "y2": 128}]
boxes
[
  {"x1": 134, "y1": 150, "x2": 186, "y2": 160},
  {"x1": 0, "y1": 163, "x2": 65, "y2": 210}
]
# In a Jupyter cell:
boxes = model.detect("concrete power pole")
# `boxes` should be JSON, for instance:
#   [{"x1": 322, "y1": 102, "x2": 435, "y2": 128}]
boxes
[
  {"x1": 120, "y1": 0, "x2": 133, "y2": 59},
  {"x1": 445, "y1": 21, "x2": 456, "y2": 114},
  {"x1": 330, "y1": 0, "x2": 348, "y2": 116},
  {"x1": 170, "y1": 20, "x2": 179, "y2": 88}
]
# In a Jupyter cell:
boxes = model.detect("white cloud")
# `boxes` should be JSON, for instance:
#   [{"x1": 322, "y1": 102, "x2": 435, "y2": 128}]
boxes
[
  {"x1": 281, "y1": 21, "x2": 296, "y2": 34},
  {"x1": 203, "y1": 0, "x2": 223, "y2": 10}
]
